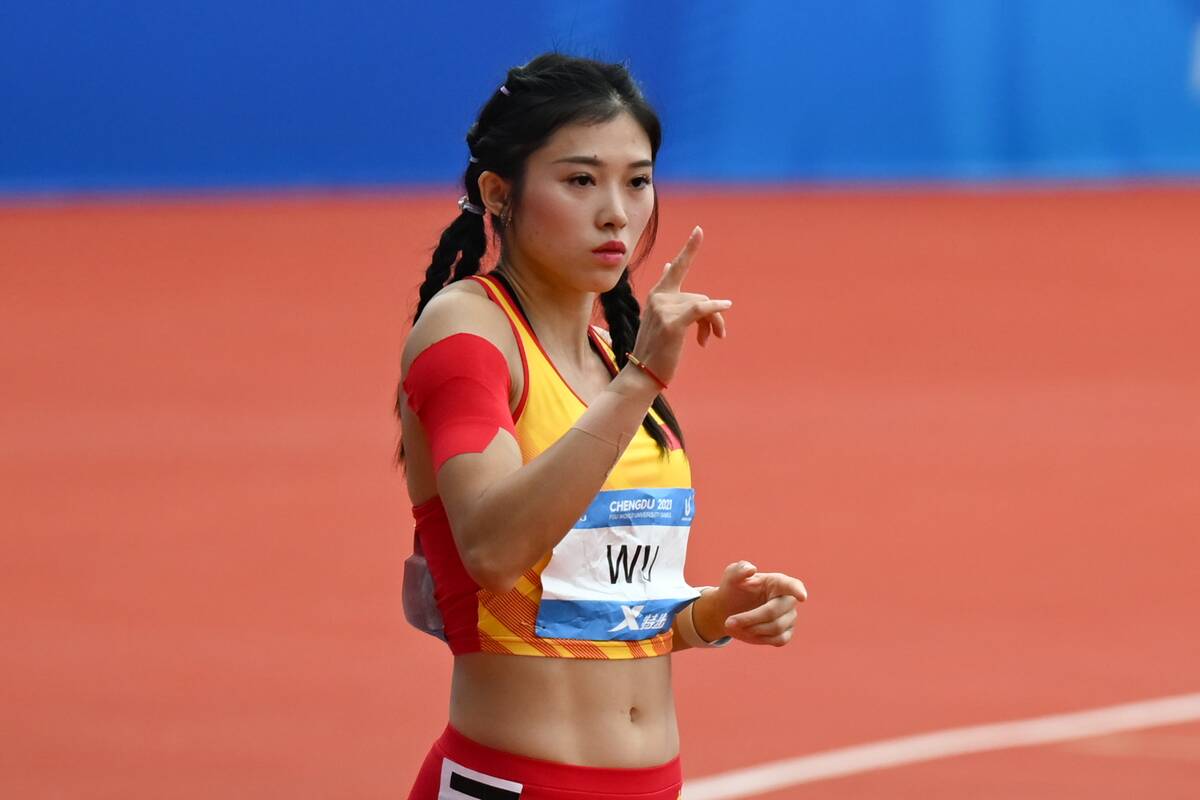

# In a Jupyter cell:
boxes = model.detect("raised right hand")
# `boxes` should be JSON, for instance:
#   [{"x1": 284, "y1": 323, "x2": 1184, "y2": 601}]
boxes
[{"x1": 628, "y1": 226, "x2": 732, "y2": 387}]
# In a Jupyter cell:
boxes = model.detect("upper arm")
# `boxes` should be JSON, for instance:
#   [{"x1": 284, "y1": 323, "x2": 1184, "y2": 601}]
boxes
[{"x1": 400, "y1": 287, "x2": 525, "y2": 569}]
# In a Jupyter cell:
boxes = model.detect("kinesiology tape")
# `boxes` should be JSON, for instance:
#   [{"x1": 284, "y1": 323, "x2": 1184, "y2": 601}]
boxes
[{"x1": 403, "y1": 333, "x2": 516, "y2": 473}]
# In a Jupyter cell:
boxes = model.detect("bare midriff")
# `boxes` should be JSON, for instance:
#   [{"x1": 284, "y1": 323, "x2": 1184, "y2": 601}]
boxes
[{"x1": 448, "y1": 650, "x2": 679, "y2": 767}]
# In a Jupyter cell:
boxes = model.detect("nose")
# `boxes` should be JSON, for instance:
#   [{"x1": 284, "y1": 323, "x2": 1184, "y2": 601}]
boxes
[{"x1": 597, "y1": 184, "x2": 628, "y2": 231}]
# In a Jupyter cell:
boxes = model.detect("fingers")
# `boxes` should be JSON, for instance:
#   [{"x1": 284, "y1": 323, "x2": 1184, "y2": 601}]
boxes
[
  {"x1": 741, "y1": 611, "x2": 798, "y2": 646},
  {"x1": 710, "y1": 311, "x2": 727, "y2": 339},
  {"x1": 740, "y1": 607, "x2": 797, "y2": 637},
  {"x1": 726, "y1": 596, "x2": 799, "y2": 647},
  {"x1": 759, "y1": 628, "x2": 795, "y2": 647},
  {"x1": 644, "y1": 226, "x2": 730, "y2": 348},
  {"x1": 726, "y1": 594, "x2": 796, "y2": 630},
  {"x1": 682, "y1": 299, "x2": 733, "y2": 326},
  {"x1": 654, "y1": 226, "x2": 703, "y2": 293},
  {"x1": 697, "y1": 311, "x2": 728, "y2": 347},
  {"x1": 723, "y1": 561, "x2": 757, "y2": 583},
  {"x1": 747, "y1": 571, "x2": 808, "y2": 603}
]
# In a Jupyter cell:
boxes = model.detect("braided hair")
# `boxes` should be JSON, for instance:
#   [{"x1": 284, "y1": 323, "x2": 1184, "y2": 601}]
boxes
[{"x1": 396, "y1": 53, "x2": 685, "y2": 462}]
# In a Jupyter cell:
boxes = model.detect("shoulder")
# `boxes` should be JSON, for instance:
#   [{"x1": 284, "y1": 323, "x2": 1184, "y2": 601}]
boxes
[{"x1": 402, "y1": 278, "x2": 517, "y2": 375}]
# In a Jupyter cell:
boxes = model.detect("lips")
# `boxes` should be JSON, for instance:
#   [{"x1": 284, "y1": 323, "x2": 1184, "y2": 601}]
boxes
[{"x1": 593, "y1": 241, "x2": 626, "y2": 254}]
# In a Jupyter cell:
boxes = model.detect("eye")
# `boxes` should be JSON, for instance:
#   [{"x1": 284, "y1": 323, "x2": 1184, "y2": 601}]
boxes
[
  {"x1": 630, "y1": 175, "x2": 653, "y2": 189},
  {"x1": 567, "y1": 174, "x2": 595, "y2": 187}
]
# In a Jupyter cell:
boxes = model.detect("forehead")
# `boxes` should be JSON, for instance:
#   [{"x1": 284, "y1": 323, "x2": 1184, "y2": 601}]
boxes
[{"x1": 534, "y1": 112, "x2": 652, "y2": 164}]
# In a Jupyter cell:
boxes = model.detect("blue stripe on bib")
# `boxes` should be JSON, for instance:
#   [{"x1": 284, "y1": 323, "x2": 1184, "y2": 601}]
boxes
[{"x1": 535, "y1": 597, "x2": 697, "y2": 641}]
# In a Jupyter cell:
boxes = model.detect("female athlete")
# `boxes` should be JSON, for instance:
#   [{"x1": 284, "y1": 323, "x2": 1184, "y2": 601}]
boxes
[{"x1": 399, "y1": 53, "x2": 808, "y2": 799}]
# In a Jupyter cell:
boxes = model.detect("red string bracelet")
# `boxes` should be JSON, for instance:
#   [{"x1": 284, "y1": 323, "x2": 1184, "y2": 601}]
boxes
[{"x1": 625, "y1": 352, "x2": 669, "y2": 391}]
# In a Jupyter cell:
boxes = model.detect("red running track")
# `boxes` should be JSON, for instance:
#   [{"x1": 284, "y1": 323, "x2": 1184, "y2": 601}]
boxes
[{"x1": 2, "y1": 186, "x2": 1198, "y2": 797}]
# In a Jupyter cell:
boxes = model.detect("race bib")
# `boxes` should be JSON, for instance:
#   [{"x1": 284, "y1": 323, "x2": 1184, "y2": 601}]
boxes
[{"x1": 535, "y1": 488, "x2": 700, "y2": 641}]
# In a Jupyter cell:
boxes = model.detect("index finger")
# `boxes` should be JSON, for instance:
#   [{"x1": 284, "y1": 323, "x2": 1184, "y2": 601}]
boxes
[
  {"x1": 751, "y1": 572, "x2": 809, "y2": 603},
  {"x1": 776, "y1": 574, "x2": 809, "y2": 603},
  {"x1": 654, "y1": 225, "x2": 703, "y2": 293}
]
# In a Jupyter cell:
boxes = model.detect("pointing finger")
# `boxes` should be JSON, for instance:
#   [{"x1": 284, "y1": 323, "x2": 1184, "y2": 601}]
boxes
[
  {"x1": 654, "y1": 226, "x2": 703, "y2": 293},
  {"x1": 776, "y1": 575, "x2": 808, "y2": 603},
  {"x1": 756, "y1": 572, "x2": 809, "y2": 603}
]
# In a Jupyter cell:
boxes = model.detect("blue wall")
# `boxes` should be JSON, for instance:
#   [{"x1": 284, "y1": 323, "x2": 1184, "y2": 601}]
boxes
[{"x1": 3, "y1": 1, "x2": 1200, "y2": 193}]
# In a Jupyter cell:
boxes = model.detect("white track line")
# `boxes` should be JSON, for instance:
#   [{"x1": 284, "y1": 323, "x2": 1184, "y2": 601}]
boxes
[{"x1": 684, "y1": 692, "x2": 1200, "y2": 799}]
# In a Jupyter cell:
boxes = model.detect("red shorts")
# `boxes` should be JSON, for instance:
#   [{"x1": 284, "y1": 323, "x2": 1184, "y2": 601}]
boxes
[{"x1": 407, "y1": 724, "x2": 683, "y2": 799}]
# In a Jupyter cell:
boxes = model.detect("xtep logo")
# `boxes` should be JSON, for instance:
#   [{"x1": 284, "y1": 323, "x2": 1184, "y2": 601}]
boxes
[
  {"x1": 608, "y1": 605, "x2": 669, "y2": 633},
  {"x1": 609, "y1": 604, "x2": 644, "y2": 632}
]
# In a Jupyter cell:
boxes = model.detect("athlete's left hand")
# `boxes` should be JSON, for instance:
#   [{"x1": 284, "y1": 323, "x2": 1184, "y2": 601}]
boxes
[{"x1": 704, "y1": 561, "x2": 807, "y2": 646}]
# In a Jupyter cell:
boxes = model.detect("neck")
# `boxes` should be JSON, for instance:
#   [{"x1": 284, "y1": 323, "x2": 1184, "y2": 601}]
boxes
[{"x1": 494, "y1": 259, "x2": 597, "y2": 369}]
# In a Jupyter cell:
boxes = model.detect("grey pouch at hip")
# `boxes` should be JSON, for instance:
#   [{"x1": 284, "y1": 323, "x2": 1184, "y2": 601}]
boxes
[{"x1": 402, "y1": 533, "x2": 446, "y2": 641}]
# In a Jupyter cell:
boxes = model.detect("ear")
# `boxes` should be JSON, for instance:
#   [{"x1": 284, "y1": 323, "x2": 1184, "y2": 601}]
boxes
[{"x1": 477, "y1": 171, "x2": 511, "y2": 217}]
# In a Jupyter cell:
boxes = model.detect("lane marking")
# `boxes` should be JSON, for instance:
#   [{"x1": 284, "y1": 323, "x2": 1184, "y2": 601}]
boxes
[
  {"x1": 684, "y1": 692, "x2": 1200, "y2": 799},
  {"x1": 1061, "y1": 730, "x2": 1200, "y2": 761}
]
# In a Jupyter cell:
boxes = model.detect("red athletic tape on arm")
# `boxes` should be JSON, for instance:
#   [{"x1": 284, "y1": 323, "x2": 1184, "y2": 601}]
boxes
[{"x1": 403, "y1": 333, "x2": 516, "y2": 474}]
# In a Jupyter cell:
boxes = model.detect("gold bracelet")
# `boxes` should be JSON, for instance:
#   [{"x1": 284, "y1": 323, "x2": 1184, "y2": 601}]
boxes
[{"x1": 625, "y1": 353, "x2": 668, "y2": 391}]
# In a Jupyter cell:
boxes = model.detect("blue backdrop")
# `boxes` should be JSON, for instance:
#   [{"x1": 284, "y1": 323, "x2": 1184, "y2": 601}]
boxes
[{"x1": 3, "y1": 1, "x2": 1200, "y2": 193}]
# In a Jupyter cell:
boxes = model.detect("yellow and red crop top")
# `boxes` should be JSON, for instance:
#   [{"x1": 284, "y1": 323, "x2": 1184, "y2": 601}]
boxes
[{"x1": 404, "y1": 272, "x2": 701, "y2": 659}]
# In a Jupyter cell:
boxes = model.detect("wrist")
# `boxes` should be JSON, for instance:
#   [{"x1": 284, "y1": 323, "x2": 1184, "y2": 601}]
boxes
[
  {"x1": 692, "y1": 587, "x2": 729, "y2": 643},
  {"x1": 611, "y1": 363, "x2": 661, "y2": 402},
  {"x1": 675, "y1": 588, "x2": 732, "y2": 649}
]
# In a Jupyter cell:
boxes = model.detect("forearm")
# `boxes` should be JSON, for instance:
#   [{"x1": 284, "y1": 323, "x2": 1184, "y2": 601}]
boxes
[{"x1": 458, "y1": 366, "x2": 659, "y2": 589}]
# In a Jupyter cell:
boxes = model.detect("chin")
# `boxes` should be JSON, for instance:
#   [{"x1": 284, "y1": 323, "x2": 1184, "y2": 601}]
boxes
[{"x1": 590, "y1": 265, "x2": 627, "y2": 294}]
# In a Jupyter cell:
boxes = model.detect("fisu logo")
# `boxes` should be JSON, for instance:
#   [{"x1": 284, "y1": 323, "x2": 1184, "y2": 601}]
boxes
[{"x1": 683, "y1": 495, "x2": 693, "y2": 518}]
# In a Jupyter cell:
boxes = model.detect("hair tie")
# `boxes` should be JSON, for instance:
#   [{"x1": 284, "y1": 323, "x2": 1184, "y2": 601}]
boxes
[
  {"x1": 457, "y1": 196, "x2": 485, "y2": 216},
  {"x1": 498, "y1": 84, "x2": 511, "y2": 96},
  {"x1": 468, "y1": 156, "x2": 479, "y2": 164}
]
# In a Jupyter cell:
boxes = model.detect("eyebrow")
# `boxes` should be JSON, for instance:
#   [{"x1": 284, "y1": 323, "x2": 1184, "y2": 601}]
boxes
[{"x1": 552, "y1": 155, "x2": 654, "y2": 168}]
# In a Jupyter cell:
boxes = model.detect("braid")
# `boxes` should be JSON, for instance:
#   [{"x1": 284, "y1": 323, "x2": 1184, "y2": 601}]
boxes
[
  {"x1": 599, "y1": 269, "x2": 640, "y2": 369},
  {"x1": 413, "y1": 168, "x2": 488, "y2": 322},
  {"x1": 396, "y1": 164, "x2": 488, "y2": 464},
  {"x1": 600, "y1": 272, "x2": 686, "y2": 456}
]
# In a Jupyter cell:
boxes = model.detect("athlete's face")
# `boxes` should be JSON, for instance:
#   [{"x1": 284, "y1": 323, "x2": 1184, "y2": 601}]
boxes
[{"x1": 507, "y1": 112, "x2": 655, "y2": 293}]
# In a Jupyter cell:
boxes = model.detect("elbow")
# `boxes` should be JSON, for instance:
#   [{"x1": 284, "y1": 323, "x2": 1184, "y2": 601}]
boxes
[
  {"x1": 461, "y1": 545, "x2": 520, "y2": 594},
  {"x1": 451, "y1": 513, "x2": 520, "y2": 594}
]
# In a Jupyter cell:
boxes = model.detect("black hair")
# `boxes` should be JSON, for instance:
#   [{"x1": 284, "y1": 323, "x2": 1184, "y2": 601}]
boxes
[{"x1": 395, "y1": 52, "x2": 685, "y2": 463}]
